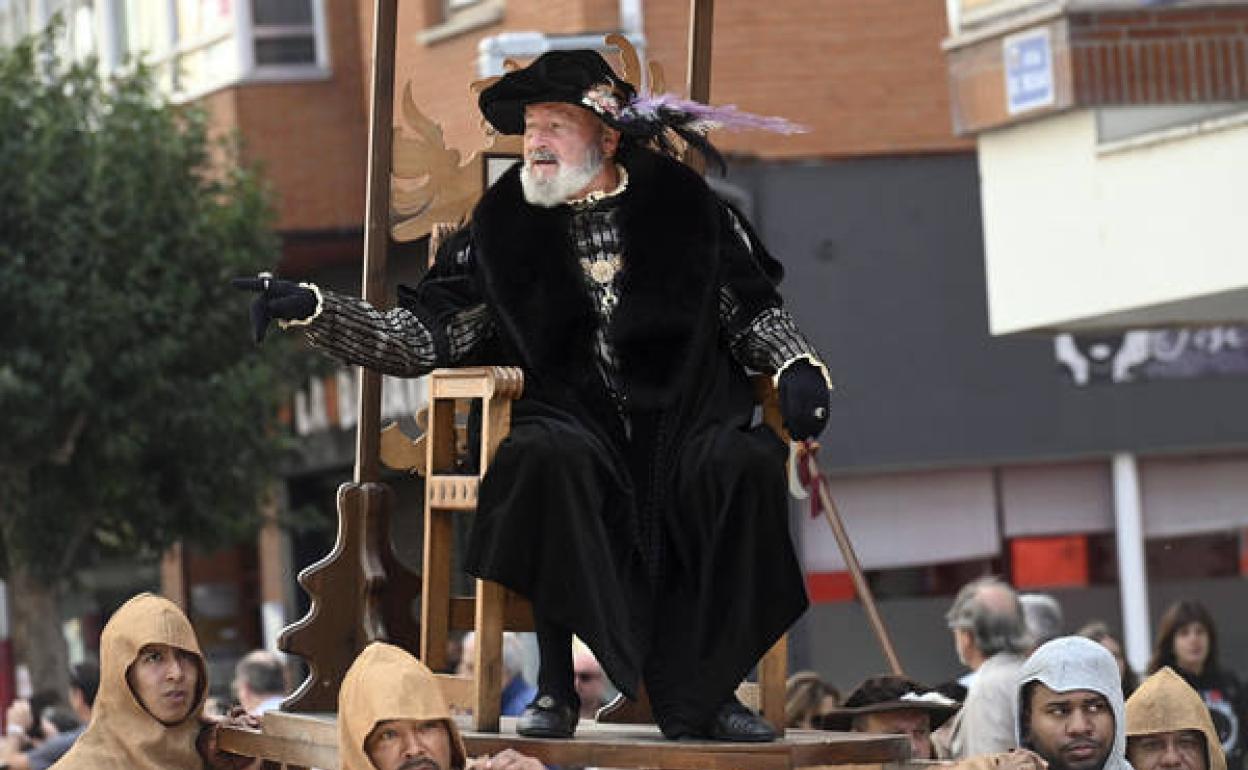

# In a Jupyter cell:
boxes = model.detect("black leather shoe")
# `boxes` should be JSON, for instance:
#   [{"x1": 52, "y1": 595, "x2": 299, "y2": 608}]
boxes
[
  {"x1": 706, "y1": 699, "x2": 777, "y2": 743},
  {"x1": 517, "y1": 693, "x2": 580, "y2": 739}
]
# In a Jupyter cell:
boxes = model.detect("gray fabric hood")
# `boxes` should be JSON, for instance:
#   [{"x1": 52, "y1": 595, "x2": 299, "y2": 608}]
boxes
[{"x1": 1016, "y1": 636, "x2": 1134, "y2": 770}]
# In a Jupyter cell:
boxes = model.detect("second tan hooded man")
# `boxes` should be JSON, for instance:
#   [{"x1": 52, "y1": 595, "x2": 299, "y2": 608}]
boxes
[
  {"x1": 1126, "y1": 667, "x2": 1227, "y2": 770},
  {"x1": 340, "y1": 643, "x2": 543, "y2": 770}
]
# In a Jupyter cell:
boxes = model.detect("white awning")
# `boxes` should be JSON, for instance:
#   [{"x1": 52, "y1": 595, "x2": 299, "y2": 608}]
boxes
[
  {"x1": 1001, "y1": 462, "x2": 1114, "y2": 537},
  {"x1": 799, "y1": 468, "x2": 1000, "y2": 571},
  {"x1": 1140, "y1": 455, "x2": 1248, "y2": 538}
]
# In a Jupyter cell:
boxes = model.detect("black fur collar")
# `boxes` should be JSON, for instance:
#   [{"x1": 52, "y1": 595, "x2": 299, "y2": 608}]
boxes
[{"x1": 471, "y1": 149, "x2": 720, "y2": 409}]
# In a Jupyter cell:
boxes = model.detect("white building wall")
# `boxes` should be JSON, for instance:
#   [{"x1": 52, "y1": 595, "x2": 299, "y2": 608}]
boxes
[{"x1": 978, "y1": 107, "x2": 1248, "y2": 335}]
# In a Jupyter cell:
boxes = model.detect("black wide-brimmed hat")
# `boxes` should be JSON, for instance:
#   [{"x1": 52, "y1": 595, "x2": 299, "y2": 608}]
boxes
[
  {"x1": 817, "y1": 675, "x2": 960, "y2": 732},
  {"x1": 478, "y1": 49, "x2": 636, "y2": 136}
]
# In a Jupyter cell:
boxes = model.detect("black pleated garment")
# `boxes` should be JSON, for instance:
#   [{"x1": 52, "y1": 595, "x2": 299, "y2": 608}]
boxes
[{"x1": 415, "y1": 147, "x2": 810, "y2": 737}]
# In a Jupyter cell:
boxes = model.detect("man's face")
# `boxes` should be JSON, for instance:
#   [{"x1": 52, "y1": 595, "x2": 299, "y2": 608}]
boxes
[
  {"x1": 520, "y1": 103, "x2": 615, "y2": 207},
  {"x1": 953, "y1": 628, "x2": 973, "y2": 667},
  {"x1": 857, "y1": 710, "x2": 934, "y2": 759},
  {"x1": 126, "y1": 643, "x2": 199, "y2": 724},
  {"x1": 364, "y1": 718, "x2": 452, "y2": 770},
  {"x1": 1128, "y1": 730, "x2": 1208, "y2": 770},
  {"x1": 573, "y1": 652, "x2": 606, "y2": 715},
  {"x1": 1025, "y1": 684, "x2": 1115, "y2": 770}
]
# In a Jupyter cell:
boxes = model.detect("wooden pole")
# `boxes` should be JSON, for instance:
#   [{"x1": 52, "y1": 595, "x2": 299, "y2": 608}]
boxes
[
  {"x1": 354, "y1": 0, "x2": 399, "y2": 483},
  {"x1": 682, "y1": 0, "x2": 715, "y2": 173},
  {"x1": 686, "y1": 0, "x2": 715, "y2": 103},
  {"x1": 804, "y1": 452, "x2": 906, "y2": 676}
]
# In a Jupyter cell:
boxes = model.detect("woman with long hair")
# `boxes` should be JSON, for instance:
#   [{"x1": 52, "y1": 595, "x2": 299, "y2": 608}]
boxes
[{"x1": 1148, "y1": 600, "x2": 1248, "y2": 770}]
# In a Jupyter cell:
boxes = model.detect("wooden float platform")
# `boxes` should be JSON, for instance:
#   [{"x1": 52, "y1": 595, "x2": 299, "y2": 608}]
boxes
[{"x1": 218, "y1": 710, "x2": 914, "y2": 770}]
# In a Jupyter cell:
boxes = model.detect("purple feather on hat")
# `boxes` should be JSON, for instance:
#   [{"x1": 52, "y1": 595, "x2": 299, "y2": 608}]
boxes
[{"x1": 620, "y1": 93, "x2": 807, "y2": 135}]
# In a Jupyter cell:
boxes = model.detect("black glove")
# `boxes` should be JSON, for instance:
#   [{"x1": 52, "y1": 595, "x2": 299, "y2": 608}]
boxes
[
  {"x1": 778, "y1": 358, "x2": 830, "y2": 440},
  {"x1": 231, "y1": 274, "x2": 318, "y2": 343}
]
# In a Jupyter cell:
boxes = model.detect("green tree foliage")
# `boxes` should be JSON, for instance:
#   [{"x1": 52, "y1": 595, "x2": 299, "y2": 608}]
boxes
[{"x1": 0, "y1": 25, "x2": 314, "y2": 679}]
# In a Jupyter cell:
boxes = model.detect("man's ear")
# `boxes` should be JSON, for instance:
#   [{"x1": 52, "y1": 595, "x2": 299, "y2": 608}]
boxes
[{"x1": 1018, "y1": 682, "x2": 1035, "y2": 749}]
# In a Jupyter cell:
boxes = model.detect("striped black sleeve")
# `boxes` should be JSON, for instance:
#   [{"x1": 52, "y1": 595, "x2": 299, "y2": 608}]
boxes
[
  {"x1": 724, "y1": 301, "x2": 821, "y2": 375},
  {"x1": 302, "y1": 291, "x2": 494, "y2": 377},
  {"x1": 300, "y1": 229, "x2": 495, "y2": 376},
  {"x1": 716, "y1": 204, "x2": 827, "y2": 377}
]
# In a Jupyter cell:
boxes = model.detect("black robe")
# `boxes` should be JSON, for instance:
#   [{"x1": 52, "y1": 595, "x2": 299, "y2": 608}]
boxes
[{"x1": 402, "y1": 148, "x2": 809, "y2": 736}]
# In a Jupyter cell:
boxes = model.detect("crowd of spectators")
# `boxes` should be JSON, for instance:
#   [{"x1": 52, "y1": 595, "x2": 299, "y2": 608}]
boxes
[{"x1": 785, "y1": 586, "x2": 1247, "y2": 770}]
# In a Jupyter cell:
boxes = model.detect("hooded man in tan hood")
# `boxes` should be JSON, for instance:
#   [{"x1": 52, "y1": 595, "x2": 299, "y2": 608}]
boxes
[
  {"x1": 340, "y1": 643, "x2": 543, "y2": 770},
  {"x1": 1126, "y1": 667, "x2": 1226, "y2": 770},
  {"x1": 50, "y1": 593, "x2": 208, "y2": 770}
]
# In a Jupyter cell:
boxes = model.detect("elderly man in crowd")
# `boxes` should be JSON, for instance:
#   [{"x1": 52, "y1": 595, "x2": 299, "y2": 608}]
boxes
[
  {"x1": 821, "y1": 675, "x2": 960, "y2": 760},
  {"x1": 458, "y1": 632, "x2": 537, "y2": 718},
  {"x1": 1021, "y1": 593, "x2": 1065, "y2": 650},
  {"x1": 232, "y1": 650, "x2": 288, "y2": 716},
  {"x1": 340, "y1": 642, "x2": 544, "y2": 770},
  {"x1": 936, "y1": 577, "x2": 1033, "y2": 758},
  {"x1": 1126, "y1": 667, "x2": 1226, "y2": 770}
]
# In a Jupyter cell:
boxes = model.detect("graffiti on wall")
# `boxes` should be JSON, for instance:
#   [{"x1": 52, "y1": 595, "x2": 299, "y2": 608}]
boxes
[{"x1": 1055, "y1": 326, "x2": 1248, "y2": 386}]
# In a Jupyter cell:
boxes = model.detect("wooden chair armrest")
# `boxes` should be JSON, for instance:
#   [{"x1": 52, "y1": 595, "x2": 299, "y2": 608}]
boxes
[{"x1": 428, "y1": 366, "x2": 524, "y2": 401}]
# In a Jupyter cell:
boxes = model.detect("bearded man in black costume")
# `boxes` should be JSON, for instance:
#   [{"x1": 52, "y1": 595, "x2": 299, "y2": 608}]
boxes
[{"x1": 236, "y1": 50, "x2": 831, "y2": 743}]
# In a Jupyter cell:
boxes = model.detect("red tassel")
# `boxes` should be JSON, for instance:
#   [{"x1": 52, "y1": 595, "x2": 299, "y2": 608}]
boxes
[{"x1": 796, "y1": 439, "x2": 825, "y2": 519}]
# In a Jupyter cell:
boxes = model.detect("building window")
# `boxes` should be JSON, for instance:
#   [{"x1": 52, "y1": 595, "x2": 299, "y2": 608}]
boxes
[
  {"x1": 251, "y1": 0, "x2": 318, "y2": 67},
  {"x1": 15, "y1": 0, "x2": 328, "y2": 99},
  {"x1": 420, "y1": 0, "x2": 501, "y2": 46}
]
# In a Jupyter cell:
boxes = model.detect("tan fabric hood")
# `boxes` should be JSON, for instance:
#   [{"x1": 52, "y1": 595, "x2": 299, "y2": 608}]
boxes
[
  {"x1": 50, "y1": 593, "x2": 207, "y2": 770},
  {"x1": 1127, "y1": 667, "x2": 1226, "y2": 770},
  {"x1": 339, "y1": 642, "x2": 466, "y2": 770}
]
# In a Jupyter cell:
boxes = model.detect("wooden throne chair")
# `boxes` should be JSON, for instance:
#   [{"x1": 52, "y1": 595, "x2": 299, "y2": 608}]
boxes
[{"x1": 277, "y1": 33, "x2": 790, "y2": 736}]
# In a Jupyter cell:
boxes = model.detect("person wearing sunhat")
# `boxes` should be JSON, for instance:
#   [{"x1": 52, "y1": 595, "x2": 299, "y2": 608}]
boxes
[
  {"x1": 820, "y1": 675, "x2": 960, "y2": 759},
  {"x1": 235, "y1": 48, "x2": 830, "y2": 743}
]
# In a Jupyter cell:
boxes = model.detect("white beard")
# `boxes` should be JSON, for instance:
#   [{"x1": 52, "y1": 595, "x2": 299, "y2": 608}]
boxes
[{"x1": 520, "y1": 144, "x2": 604, "y2": 208}]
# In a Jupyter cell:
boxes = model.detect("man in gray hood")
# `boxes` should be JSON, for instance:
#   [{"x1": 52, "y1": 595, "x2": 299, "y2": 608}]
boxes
[{"x1": 1015, "y1": 636, "x2": 1135, "y2": 770}]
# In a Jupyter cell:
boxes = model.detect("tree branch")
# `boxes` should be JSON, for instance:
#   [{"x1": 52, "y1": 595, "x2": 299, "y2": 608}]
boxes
[
  {"x1": 55, "y1": 512, "x2": 97, "y2": 578},
  {"x1": 48, "y1": 411, "x2": 88, "y2": 466}
]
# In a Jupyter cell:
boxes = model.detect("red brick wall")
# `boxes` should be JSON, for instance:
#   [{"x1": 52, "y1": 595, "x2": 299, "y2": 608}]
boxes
[
  {"x1": 199, "y1": 0, "x2": 369, "y2": 233},
  {"x1": 1070, "y1": 7, "x2": 1248, "y2": 104},
  {"x1": 387, "y1": 2, "x2": 496, "y2": 162},
  {"x1": 386, "y1": 0, "x2": 969, "y2": 162},
  {"x1": 509, "y1": 0, "x2": 618, "y2": 32},
  {"x1": 644, "y1": 0, "x2": 971, "y2": 158}
]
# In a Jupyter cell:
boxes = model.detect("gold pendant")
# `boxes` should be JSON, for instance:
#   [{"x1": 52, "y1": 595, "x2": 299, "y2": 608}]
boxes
[{"x1": 583, "y1": 255, "x2": 622, "y2": 285}]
